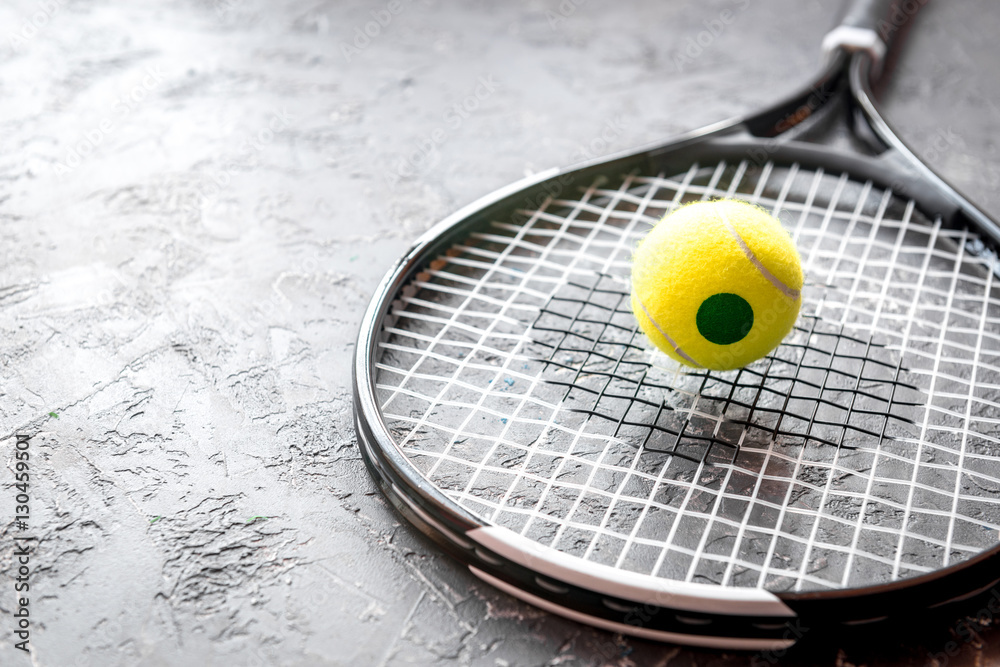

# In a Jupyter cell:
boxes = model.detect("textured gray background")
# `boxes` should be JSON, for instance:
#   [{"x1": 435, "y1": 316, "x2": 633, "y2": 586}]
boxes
[{"x1": 1, "y1": 1, "x2": 999, "y2": 665}]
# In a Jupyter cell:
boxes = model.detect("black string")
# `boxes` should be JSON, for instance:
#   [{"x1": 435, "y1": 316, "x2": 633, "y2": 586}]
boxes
[{"x1": 529, "y1": 274, "x2": 915, "y2": 466}]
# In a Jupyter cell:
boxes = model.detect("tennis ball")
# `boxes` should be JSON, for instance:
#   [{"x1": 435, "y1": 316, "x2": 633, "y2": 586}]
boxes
[{"x1": 630, "y1": 199, "x2": 803, "y2": 371}]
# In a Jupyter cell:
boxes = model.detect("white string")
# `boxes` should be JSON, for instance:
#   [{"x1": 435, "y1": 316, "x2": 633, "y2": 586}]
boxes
[
  {"x1": 509, "y1": 175, "x2": 644, "y2": 548},
  {"x1": 892, "y1": 226, "x2": 968, "y2": 579},
  {"x1": 374, "y1": 160, "x2": 1000, "y2": 591},
  {"x1": 944, "y1": 259, "x2": 994, "y2": 566},
  {"x1": 790, "y1": 180, "x2": 879, "y2": 590}
]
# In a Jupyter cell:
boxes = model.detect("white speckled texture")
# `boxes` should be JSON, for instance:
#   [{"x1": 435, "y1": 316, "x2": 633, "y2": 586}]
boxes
[{"x1": 1, "y1": 0, "x2": 998, "y2": 665}]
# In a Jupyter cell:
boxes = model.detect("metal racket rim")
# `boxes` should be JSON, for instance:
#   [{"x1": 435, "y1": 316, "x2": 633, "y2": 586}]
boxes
[{"x1": 352, "y1": 49, "x2": 1000, "y2": 647}]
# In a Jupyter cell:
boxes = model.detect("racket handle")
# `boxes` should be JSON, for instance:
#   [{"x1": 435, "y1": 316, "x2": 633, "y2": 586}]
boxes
[{"x1": 823, "y1": 0, "x2": 908, "y2": 73}]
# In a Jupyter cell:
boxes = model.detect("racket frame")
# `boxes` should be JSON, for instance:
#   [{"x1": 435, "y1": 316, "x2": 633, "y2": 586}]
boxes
[{"x1": 353, "y1": 39, "x2": 1000, "y2": 649}]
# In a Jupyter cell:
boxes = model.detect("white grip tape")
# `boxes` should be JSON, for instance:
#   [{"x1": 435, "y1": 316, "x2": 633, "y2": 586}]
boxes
[{"x1": 822, "y1": 26, "x2": 887, "y2": 64}]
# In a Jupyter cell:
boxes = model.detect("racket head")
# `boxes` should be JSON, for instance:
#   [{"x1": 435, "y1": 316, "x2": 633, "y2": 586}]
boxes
[{"x1": 353, "y1": 53, "x2": 1000, "y2": 648}]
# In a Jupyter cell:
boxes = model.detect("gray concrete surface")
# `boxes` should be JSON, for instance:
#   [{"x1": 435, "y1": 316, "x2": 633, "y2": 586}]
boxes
[{"x1": 1, "y1": 1, "x2": 998, "y2": 665}]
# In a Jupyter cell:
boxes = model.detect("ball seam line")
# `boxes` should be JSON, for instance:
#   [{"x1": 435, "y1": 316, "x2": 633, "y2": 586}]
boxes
[
  {"x1": 715, "y1": 208, "x2": 801, "y2": 301},
  {"x1": 635, "y1": 293, "x2": 704, "y2": 368}
]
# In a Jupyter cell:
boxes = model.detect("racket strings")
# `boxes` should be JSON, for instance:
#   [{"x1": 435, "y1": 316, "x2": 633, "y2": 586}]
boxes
[
  {"x1": 375, "y1": 159, "x2": 1000, "y2": 593},
  {"x1": 530, "y1": 275, "x2": 923, "y2": 463},
  {"x1": 524, "y1": 274, "x2": 930, "y2": 589}
]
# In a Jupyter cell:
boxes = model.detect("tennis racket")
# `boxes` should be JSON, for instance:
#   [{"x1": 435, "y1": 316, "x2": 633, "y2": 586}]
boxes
[{"x1": 353, "y1": 0, "x2": 1000, "y2": 650}]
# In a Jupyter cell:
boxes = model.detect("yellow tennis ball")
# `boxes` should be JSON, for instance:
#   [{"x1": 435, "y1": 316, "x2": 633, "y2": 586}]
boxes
[{"x1": 630, "y1": 199, "x2": 803, "y2": 371}]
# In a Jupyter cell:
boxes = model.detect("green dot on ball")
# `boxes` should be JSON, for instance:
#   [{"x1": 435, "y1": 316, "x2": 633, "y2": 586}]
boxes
[{"x1": 696, "y1": 293, "x2": 754, "y2": 345}]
